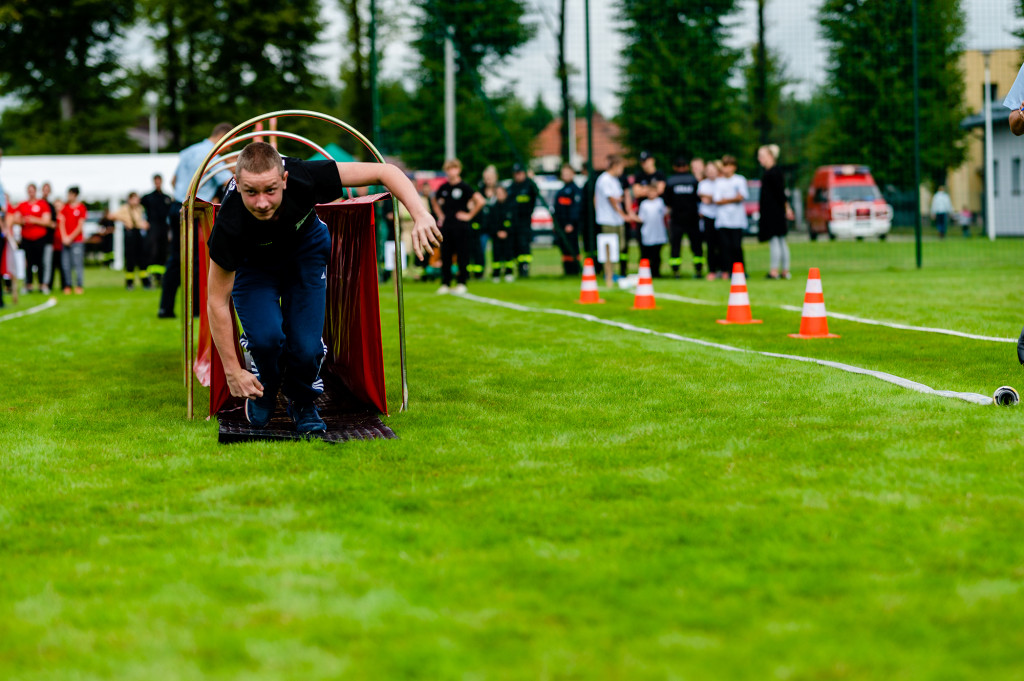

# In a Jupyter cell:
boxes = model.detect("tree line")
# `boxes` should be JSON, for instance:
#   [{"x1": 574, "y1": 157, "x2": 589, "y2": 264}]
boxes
[{"x1": 0, "y1": 0, "x2": 973, "y2": 190}]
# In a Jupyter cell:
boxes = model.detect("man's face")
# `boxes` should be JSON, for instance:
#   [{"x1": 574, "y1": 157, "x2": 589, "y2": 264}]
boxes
[
  {"x1": 642, "y1": 158, "x2": 655, "y2": 174},
  {"x1": 513, "y1": 171, "x2": 526, "y2": 183},
  {"x1": 26, "y1": 184, "x2": 37, "y2": 200},
  {"x1": 560, "y1": 166, "x2": 574, "y2": 183},
  {"x1": 692, "y1": 159, "x2": 705, "y2": 178},
  {"x1": 238, "y1": 168, "x2": 288, "y2": 221},
  {"x1": 445, "y1": 167, "x2": 461, "y2": 184},
  {"x1": 67, "y1": 191, "x2": 78, "y2": 203},
  {"x1": 41, "y1": 183, "x2": 51, "y2": 197},
  {"x1": 154, "y1": 176, "x2": 163, "y2": 191}
]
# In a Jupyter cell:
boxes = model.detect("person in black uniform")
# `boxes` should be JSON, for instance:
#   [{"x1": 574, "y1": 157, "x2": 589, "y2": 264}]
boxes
[
  {"x1": 622, "y1": 151, "x2": 665, "y2": 276},
  {"x1": 431, "y1": 158, "x2": 485, "y2": 294},
  {"x1": 140, "y1": 174, "x2": 173, "y2": 286},
  {"x1": 663, "y1": 156, "x2": 702, "y2": 278},
  {"x1": 506, "y1": 163, "x2": 538, "y2": 278},
  {"x1": 207, "y1": 142, "x2": 440, "y2": 434},
  {"x1": 553, "y1": 163, "x2": 583, "y2": 275}
]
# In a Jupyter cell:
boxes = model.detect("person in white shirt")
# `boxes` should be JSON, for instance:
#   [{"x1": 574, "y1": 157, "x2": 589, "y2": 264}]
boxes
[
  {"x1": 638, "y1": 195, "x2": 667, "y2": 277},
  {"x1": 714, "y1": 155, "x2": 749, "y2": 277},
  {"x1": 594, "y1": 155, "x2": 638, "y2": 271},
  {"x1": 698, "y1": 160, "x2": 724, "y2": 280},
  {"x1": 930, "y1": 185, "x2": 952, "y2": 239}
]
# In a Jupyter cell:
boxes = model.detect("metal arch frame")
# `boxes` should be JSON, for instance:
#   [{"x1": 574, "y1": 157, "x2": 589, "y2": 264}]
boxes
[{"x1": 182, "y1": 110, "x2": 408, "y2": 419}]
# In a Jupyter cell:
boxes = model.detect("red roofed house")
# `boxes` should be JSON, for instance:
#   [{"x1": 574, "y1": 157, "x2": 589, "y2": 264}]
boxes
[{"x1": 531, "y1": 111, "x2": 627, "y2": 174}]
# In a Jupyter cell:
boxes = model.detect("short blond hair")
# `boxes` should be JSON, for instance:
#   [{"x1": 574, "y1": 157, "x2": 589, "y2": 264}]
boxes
[{"x1": 442, "y1": 158, "x2": 462, "y2": 171}]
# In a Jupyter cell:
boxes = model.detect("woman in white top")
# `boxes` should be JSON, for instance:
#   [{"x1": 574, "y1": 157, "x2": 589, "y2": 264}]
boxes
[
  {"x1": 697, "y1": 161, "x2": 723, "y2": 280},
  {"x1": 714, "y1": 155, "x2": 748, "y2": 278}
]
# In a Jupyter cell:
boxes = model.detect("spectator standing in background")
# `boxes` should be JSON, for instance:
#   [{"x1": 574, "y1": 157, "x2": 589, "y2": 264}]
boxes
[
  {"x1": 663, "y1": 156, "x2": 701, "y2": 278},
  {"x1": 594, "y1": 155, "x2": 639, "y2": 278},
  {"x1": 0, "y1": 148, "x2": 7, "y2": 308},
  {"x1": 698, "y1": 161, "x2": 723, "y2": 280},
  {"x1": 40, "y1": 182, "x2": 61, "y2": 294},
  {"x1": 108, "y1": 192, "x2": 151, "y2": 290},
  {"x1": 12, "y1": 183, "x2": 52, "y2": 293},
  {"x1": 432, "y1": 158, "x2": 484, "y2": 294},
  {"x1": 757, "y1": 144, "x2": 794, "y2": 280},
  {"x1": 58, "y1": 186, "x2": 87, "y2": 294},
  {"x1": 930, "y1": 185, "x2": 952, "y2": 239},
  {"x1": 141, "y1": 174, "x2": 173, "y2": 286},
  {"x1": 714, "y1": 155, "x2": 749, "y2": 276},
  {"x1": 553, "y1": 163, "x2": 583, "y2": 276},
  {"x1": 638, "y1": 191, "x2": 667, "y2": 277},
  {"x1": 958, "y1": 205, "x2": 973, "y2": 237},
  {"x1": 159, "y1": 122, "x2": 234, "y2": 319},
  {"x1": 468, "y1": 165, "x2": 500, "y2": 280},
  {"x1": 506, "y1": 163, "x2": 538, "y2": 278}
]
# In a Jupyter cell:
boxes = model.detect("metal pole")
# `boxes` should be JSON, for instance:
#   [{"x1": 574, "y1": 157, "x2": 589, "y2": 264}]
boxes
[
  {"x1": 444, "y1": 26, "x2": 456, "y2": 160},
  {"x1": 984, "y1": 51, "x2": 996, "y2": 241},
  {"x1": 370, "y1": 0, "x2": 381, "y2": 147},
  {"x1": 912, "y1": 0, "x2": 922, "y2": 268},
  {"x1": 584, "y1": 0, "x2": 596, "y2": 255}
]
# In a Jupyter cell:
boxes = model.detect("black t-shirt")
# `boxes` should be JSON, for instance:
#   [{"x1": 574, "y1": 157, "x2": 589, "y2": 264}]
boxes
[
  {"x1": 435, "y1": 181, "x2": 474, "y2": 227},
  {"x1": 141, "y1": 190, "x2": 173, "y2": 228},
  {"x1": 207, "y1": 158, "x2": 343, "y2": 271},
  {"x1": 664, "y1": 172, "x2": 699, "y2": 221},
  {"x1": 633, "y1": 170, "x2": 667, "y2": 204}
]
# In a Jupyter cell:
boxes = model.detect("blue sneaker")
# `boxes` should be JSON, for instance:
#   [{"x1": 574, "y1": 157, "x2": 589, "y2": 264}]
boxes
[
  {"x1": 287, "y1": 401, "x2": 327, "y2": 434},
  {"x1": 245, "y1": 398, "x2": 274, "y2": 428}
]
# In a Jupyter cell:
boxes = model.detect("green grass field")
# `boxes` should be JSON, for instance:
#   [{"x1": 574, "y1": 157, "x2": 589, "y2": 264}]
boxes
[{"x1": 3, "y1": 237, "x2": 1024, "y2": 680}]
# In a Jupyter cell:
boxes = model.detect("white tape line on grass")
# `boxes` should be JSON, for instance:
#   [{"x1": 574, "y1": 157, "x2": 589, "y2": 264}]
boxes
[
  {"x1": 459, "y1": 293, "x2": 994, "y2": 406},
  {"x1": 655, "y1": 291, "x2": 1014, "y2": 343},
  {"x1": 776, "y1": 304, "x2": 1015, "y2": 344},
  {"x1": 0, "y1": 297, "x2": 57, "y2": 323}
]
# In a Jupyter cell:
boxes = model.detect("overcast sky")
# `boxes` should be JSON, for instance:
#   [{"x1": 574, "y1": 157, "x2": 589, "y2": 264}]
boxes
[{"x1": 314, "y1": 0, "x2": 1024, "y2": 116}]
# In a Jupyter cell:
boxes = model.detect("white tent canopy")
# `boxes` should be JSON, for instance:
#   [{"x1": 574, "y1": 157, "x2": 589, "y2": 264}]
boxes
[{"x1": 1, "y1": 154, "x2": 180, "y2": 204}]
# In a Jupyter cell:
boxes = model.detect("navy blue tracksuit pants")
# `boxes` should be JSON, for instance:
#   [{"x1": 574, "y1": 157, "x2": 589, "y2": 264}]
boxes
[{"x1": 232, "y1": 219, "x2": 330, "y2": 408}]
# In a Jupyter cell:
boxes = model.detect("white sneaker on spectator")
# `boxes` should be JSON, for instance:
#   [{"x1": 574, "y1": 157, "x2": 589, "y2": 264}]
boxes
[
  {"x1": 453, "y1": 284, "x2": 468, "y2": 294},
  {"x1": 436, "y1": 285, "x2": 450, "y2": 295},
  {"x1": 504, "y1": 274, "x2": 515, "y2": 283}
]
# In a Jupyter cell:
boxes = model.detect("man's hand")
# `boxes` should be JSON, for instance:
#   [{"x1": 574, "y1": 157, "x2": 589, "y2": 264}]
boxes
[
  {"x1": 455, "y1": 211, "x2": 472, "y2": 222},
  {"x1": 225, "y1": 369, "x2": 264, "y2": 400},
  {"x1": 410, "y1": 213, "x2": 442, "y2": 260},
  {"x1": 565, "y1": 224, "x2": 575, "y2": 233}
]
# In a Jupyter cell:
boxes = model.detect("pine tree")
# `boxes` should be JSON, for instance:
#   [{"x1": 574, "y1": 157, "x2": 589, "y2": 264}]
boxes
[
  {"x1": 618, "y1": 0, "x2": 745, "y2": 166},
  {"x1": 0, "y1": 0, "x2": 137, "y2": 153},
  {"x1": 816, "y1": 0, "x2": 967, "y2": 189}
]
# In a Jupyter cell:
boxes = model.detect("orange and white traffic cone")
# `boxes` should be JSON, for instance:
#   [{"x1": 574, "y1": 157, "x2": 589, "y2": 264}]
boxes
[
  {"x1": 577, "y1": 258, "x2": 605, "y2": 304},
  {"x1": 716, "y1": 262, "x2": 762, "y2": 324},
  {"x1": 633, "y1": 258, "x2": 657, "y2": 309},
  {"x1": 789, "y1": 267, "x2": 840, "y2": 339}
]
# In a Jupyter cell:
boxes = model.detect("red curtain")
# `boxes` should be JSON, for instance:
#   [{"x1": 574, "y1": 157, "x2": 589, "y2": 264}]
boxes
[{"x1": 194, "y1": 193, "x2": 390, "y2": 417}]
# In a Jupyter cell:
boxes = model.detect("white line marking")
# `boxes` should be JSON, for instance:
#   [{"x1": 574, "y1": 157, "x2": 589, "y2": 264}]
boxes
[
  {"x1": 777, "y1": 304, "x2": 1015, "y2": 343},
  {"x1": 458, "y1": 292, "x2": 994, "y2": 406},
  {"x1": 0, "y1": 297, "x2": 57, "y2": 323},
  {"x1": 655, "y1": 291, "x2": 1015, "y2": 343}
]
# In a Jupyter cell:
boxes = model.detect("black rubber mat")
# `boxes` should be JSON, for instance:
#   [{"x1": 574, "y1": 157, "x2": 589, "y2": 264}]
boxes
[{"x1": 216, "y1": 375, "x2": 396, "y2": 444}]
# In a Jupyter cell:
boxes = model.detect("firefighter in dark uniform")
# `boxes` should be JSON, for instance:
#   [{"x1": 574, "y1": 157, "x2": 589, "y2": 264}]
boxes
[
  {"x1": 506, "y1": 163, "x2": 538, "y2": 278},
  {"x1": 663, "y1": 156, "x2": 702, "y2": 278},
  {"x1": 553, "y1": 163, "x2": 583, "y2": 275}
]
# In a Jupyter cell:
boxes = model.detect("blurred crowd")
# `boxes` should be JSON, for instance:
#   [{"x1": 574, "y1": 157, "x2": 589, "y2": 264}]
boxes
[{"x1": 391, "y1": 144, "x2": 795, "y2": 294}]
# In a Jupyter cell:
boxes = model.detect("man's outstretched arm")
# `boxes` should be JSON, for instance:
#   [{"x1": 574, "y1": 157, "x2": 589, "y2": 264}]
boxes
[
  {"x1": 208, "y1": 260, "x2": 263, "y2": 400},
  {"x1": 337, "y1": 162, "x2": 442, "y2": 259}
]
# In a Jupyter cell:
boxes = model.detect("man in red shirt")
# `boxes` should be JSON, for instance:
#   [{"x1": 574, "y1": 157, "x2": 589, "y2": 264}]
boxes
[
  {"x1": 12, "y1": 183, "x2": 52, "y2": 293},
  {"x1": 58, "y1": 186, "x2": 87, "y2": 294}
]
